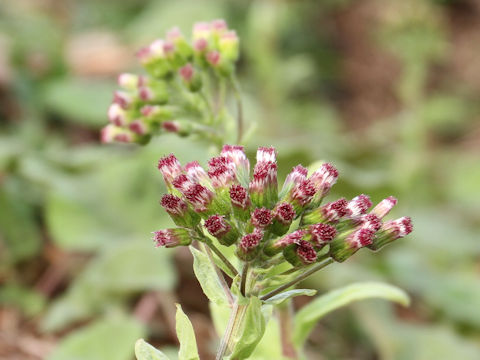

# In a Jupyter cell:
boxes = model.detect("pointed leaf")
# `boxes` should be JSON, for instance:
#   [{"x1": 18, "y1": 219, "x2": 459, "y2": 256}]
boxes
[
  {"x1": 189, "y1": 246, "x2": 228, "y2": 306},
  {"x1": 175, "y1": 304, "x2": 199, "y2": 360},
  {"x1": 293, "y1": 282, "x2": 409, "y2": 347},
  {"x1": 264, "y1": 289, "x2": 317, "y2": 306},
  {"x1": 135, "y1": 339, "x2": 170, "y2": 360}
]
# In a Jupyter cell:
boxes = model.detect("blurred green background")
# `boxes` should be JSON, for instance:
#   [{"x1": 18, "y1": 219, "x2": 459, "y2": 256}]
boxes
[{"x1": 1, "y1": 0, "x2": 480, "y2": 359}]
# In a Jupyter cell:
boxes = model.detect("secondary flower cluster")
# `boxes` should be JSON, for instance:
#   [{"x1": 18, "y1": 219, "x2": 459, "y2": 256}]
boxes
[
  {"x1": 102, "y1": 19, "x2": 239, "y2": 145},
  {"x1": 153, "y1": 146, "x2": 412, "y2": 266}
]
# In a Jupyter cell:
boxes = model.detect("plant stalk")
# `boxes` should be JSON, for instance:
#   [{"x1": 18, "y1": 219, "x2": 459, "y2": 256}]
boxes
[
  {"x1": 240, "y1": 263, "x2": 249, "y2": 297},
  {"x1": 260, "y1": 258, "x2": 334, "y2": 301},
  {"x1": 205, "y1": 239, "x2": 239, "y2": 278},
  {"x1": 230, "y1": 75, "x2": 244, "y2": 144}
]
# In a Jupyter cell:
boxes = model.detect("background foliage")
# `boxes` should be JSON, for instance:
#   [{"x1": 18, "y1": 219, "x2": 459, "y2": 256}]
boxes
[{"x1": 1, "y1": 0, "x2": 480, "y2": 359}]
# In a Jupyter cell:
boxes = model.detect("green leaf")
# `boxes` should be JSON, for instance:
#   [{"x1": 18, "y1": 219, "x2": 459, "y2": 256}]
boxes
[
  {"x1": 189, "y1": 246, "x2": 229, "y2": 306},
  {"x1": 175, "y1": 304, "x2": 199, "y2": 360},
  {"x1": 135, "y1": 339, "x2": 171, "y2": 360},
  {"x1": 229, "y1": 297, "x2": 266, "y2": 360},
  {"x1": 293, "y1": 282, "x2": 410, "y2": 348},
  {"x1": 264, "y1": 289, "x2": 317, "y2": 306},
  {"x1": 47, "y1": 315, "x2": 145, "y2": 360}
]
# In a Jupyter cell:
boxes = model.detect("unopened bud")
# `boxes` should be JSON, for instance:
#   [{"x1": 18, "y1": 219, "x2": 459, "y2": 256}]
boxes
[
  {"x1": 161, "y1": 194, "x2": 200, "y2": 227},
  {"x1": 237, "y1": 229, "x2": 263, "y2": 261},
  {"x1": 118, "y1": 73, "x2": 139, "y2": 90},
  {"x1": 205, "y1": 214, "x2": 239, "y2": 246},
  {"x1": 108, "y1": 103, "x2": 128, "y2": 127},
  {"x1": 153, "y1": 228, "x2": 192, "y2": 248},
  {"x1": 372, "y1": 196, "x2": 397, "y2": 218},
  {"x1": 179, "y1": 63, "x2": 202, "y2": 92},
  {"x1": 271, "y1": 202, "x2": 296, "y2": 236},
  {"x1": 369, "y1": 216, "x2": 412, "y2": 251},
  {"x1": 329, "y1": 228, "x2": 375, "y2": 262}
]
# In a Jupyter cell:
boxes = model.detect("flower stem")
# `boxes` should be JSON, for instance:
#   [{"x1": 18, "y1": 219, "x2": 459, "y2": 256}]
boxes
[
  {"x1": 230, "y1": 75, "x2": 244, "y2": 144},
  {"x1": 206, "y1": 239, "x2": 239, "y2": 277},
  {"x1": 260, "y1": 258, "x2": 334, "y2": 301},
  {"x1": 240, "y1": 263, "x2": 249, "y2": 296}
]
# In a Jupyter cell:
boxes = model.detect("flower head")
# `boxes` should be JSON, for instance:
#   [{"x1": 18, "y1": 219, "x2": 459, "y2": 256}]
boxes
[{"x1": 153, "y1": 228, "x2": 192, "y2": 248}]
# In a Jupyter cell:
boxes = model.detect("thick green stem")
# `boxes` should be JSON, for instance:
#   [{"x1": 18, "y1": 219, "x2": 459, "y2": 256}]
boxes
[{"x1": 260, "y1": 258, "x2": 334, "y2": 301}]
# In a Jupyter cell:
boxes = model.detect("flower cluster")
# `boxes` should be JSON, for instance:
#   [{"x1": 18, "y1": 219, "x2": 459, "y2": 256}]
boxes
[
  {"x1": 102, "y1": 20, "x2": 240, "y2": 145},
  {"x1": 153, "y1": 146, "x2": 413, "y2": 268}
]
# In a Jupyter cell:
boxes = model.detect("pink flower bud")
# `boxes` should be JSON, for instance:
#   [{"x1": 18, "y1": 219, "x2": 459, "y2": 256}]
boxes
[
  {"x1": 309, "y1": 223, "x2": 337, "y2": 245},
  {"x1": 185, "y1": 161, "x2": 210, "y2": 186},
  {"x1": 194, "y1": 38, "x2": 208, "y2": 52},
  {"x1": 179, "y1": 63, "x2": 194, "y2": 82},
  {"x1": 162, "y1": 121, "x2": 180, "y2": 133},
  {"x1": 205, "y1": 215, "x2": 231, "y2": 237},
  {"x1": 273, "y1": 229, "x2": 307, "y2": 250},
  {"x1": 208, "y1": 156, "x2": 236, "y2": 188},
  {"x1": 153, "y1": 228, "x2": 192, "y2": 248},
  {"x1": 158, "y1": 154, "x2": 183, "y2": 188},
  {"x1": 238, "y1": 228, "x2": 263, "y2": 258},
  {"x1": 114, "y1": 132, "x2": 133, "y2": 143},
  {"x1": 173, "y1": 174, "x2": 194, "y2": 193},
  {"x1": 138, "y1": 86, "x2": 155, "y2": 101},
  {"x1": 221, "y1": 145, "x2": 250, "y2": 184},
  {"x1": 321, "y1": 198, "x2": 351, "y2": 222},
  {"x1": 117, "y1": 73, "x2": 138, "y2": 90},
  {"x1": 280, "y1": 165, "x2": 308, "y2": 198},
  {"x1": 108, "y1": 103, "x2": 127, "y2": 127},
  {"x1": 383, "y1": 216, "x2": 413, "y2": 238},
  {"x1": 166, "y1": 27, "x2": 183, "y2": 42},
  {"x1": 347, "y1": 228, "x2": 375, "y2": 249},
  {"x1": 229, "y1": 184, "x2": 250, "y2": 209},
  {"x1": 347, "y1": 194, "x2": 372, "y2": 217},
  {"x1": 361, "y1": 213, "x2": 382, "y2": 232},
  {"x1": 193, "y1": 22, "x2": 211, "y2": 39},
  {"x1": 257, "y1": 146, "x2": 277, "y2": 163},
  {"x1": 309, "y1": 162, "x2": 339, "y2": 202},
  {"x1": 129, "y1": 119, "x2": 148, "y2": 135},
  {"x1": 163, "y1": 40, "x2": 175, "y2": 56},
  {"x1": 274, "y1": 202, "x2": 296, "y2": 225},
  {"x1": 251, "y1": 207, "x2": 273, "y2": 228},
  {"x1": 288, "y1": 179, "x2": 317, "y2": 212},
  {"x1": 100, "y1": 124, "x2": 119, "y2": 143},
  {"x1": 372, "y1": 196, "x2": 398, "y2": 218},
  {"x1": 211, "y1": 19, "x2": 228, "y2": 34},
  {"x1": 206, "y1": 51, "x2": 221, "y2": 67},
  {"x1": 161, "y1": 194, "x2": 188, "y2": 216},
  {"x1": 113, "y1": 91, "x2": 133, "y2": 109},
  {"x1": 183, "y1": 183, "x2": 215, "y2": 213},
  {"x1": 296, "y1": 240, "x2": 317, "y2": 264}
]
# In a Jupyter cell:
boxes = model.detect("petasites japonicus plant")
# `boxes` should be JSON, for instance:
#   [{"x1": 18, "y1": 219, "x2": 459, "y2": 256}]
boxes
[{"x1": 102, "y1": 19, "x2": 413, "y2": 360}]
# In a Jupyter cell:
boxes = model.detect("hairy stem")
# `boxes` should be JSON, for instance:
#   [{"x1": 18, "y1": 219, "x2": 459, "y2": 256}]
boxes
[{"x1": 260, "y1": 258, "x2": 334, "y2": 301}]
